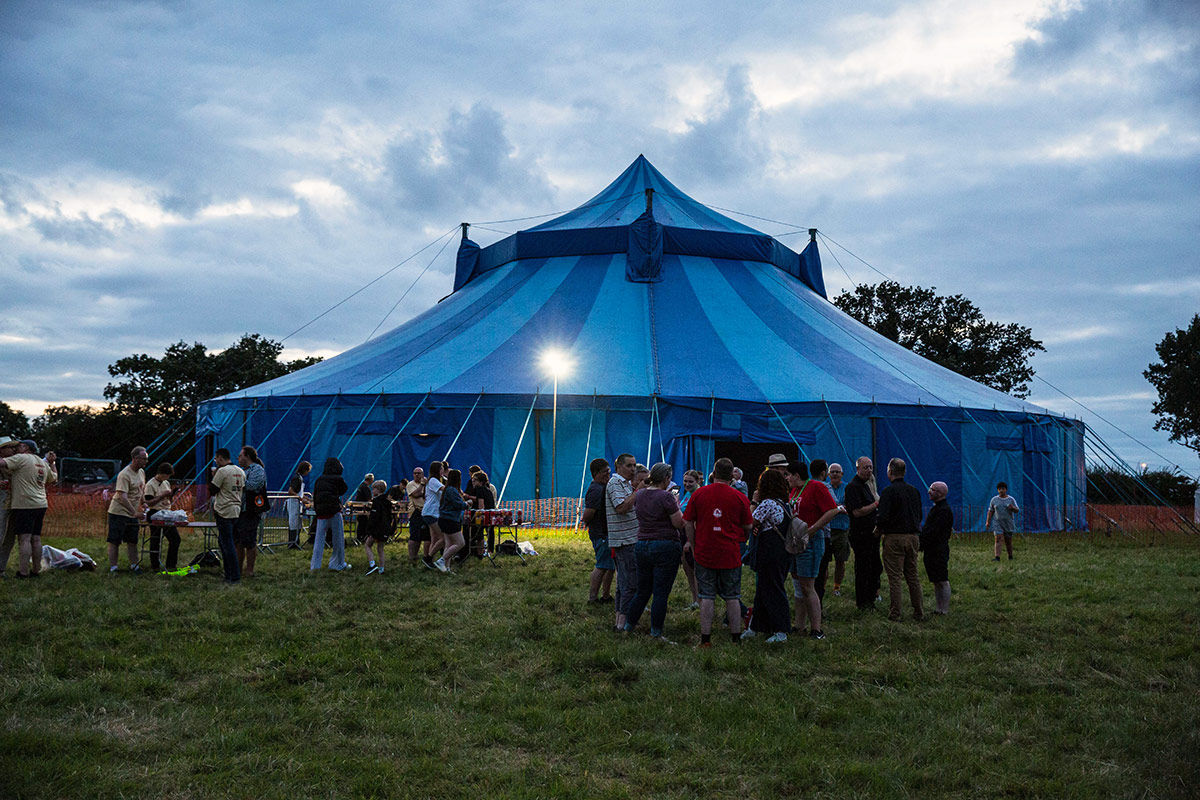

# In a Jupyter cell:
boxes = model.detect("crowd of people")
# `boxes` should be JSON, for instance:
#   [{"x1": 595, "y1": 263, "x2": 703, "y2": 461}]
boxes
[
  {"x1": 580, "y1": 451, "x2": 1019, "y2": 645},
  {"x1": 0, "y1": 434, "x2": 1021, "y2": 626}
]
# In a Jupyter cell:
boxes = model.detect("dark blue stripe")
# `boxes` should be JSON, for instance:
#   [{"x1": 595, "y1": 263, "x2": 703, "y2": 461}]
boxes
[
  {"x1": 713, "y1": 260, "x2": 922, "y2": 401},
  {"x1": 435, "y1": 254, "x2": 612, "y2": 393}
]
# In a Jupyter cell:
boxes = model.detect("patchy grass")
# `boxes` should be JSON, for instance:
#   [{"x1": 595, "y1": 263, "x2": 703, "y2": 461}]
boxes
[{"x1": 1, "y1": 532, "x2": 1197, "y2": 799}]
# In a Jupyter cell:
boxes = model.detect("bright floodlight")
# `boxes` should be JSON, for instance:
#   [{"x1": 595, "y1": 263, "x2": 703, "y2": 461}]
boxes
[{"x1": 540, "y1": 348, "x2": 573, "y2": 378}]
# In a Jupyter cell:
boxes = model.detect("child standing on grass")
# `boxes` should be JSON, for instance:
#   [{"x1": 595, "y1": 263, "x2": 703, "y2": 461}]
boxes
[
  {"x1": 986, "y1": 482, "x2": 1019, "y2": 561},
  {"x1": 363, "y1": 480, "x2": 390, "y2": 575}
]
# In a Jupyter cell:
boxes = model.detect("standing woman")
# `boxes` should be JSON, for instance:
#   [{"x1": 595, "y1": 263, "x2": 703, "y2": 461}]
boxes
[
  {"x1": 421, "y1": 461, "x2": 445, "y2": 570},
  {"x1": 677, "y1": 470, "x2": 703, "y2": 610},
  {"x1": 744, "y1": 469, "x2": 792, "y2": 643},
  {"x1": 624, "y1": 463, "x2": 685, "y2": 641},
  {"x1": 236, "y1": 446, "x2": 267, "y2": 578},
  {"x1": 144, "y1": 461, "x2": 181, "y2": 570},
  {"x1": 431, "y1": 468, "x2": 468, "y2": 572},
  {"x1": 310, "y1": 457, "x2": 351, "y2": 572}
]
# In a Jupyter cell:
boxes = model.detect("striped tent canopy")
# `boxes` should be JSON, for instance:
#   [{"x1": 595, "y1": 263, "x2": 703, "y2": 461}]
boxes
[{"x1": 199, "y1": 156, "x2": 1085, "y2": 530}]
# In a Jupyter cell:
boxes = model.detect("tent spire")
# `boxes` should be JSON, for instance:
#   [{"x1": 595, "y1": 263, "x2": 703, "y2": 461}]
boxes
[
  {"x1": 645, "y1": 188, "x2": 654, "y2": 216},
  {"x1": 461, "y1": 222, "x2": 470, "y2": 240},
  {"x1": 809, "y1": 228, "x2": 818, "y2": 242}
]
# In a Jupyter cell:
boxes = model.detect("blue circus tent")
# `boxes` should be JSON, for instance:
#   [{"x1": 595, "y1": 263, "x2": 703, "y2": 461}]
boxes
[{"x1": 197, "y1": 156, "x2": 1086, "y2": 530}]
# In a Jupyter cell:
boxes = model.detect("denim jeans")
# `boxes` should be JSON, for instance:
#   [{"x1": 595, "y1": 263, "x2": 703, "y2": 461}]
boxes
[
  {"x1": 626, "y1": 539, "x2": 683, "y2": 636},
  {"x1": 215, "y1": 514, "x2": 239, "y2": 582},
  {"x1": 311, "y1": 513, "x2": 348, "y2": 570}
]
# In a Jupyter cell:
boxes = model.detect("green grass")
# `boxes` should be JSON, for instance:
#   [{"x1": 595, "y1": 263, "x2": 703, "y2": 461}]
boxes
[{"x1": 1, "y1": 533, "x2": 1197, "y2": 799}]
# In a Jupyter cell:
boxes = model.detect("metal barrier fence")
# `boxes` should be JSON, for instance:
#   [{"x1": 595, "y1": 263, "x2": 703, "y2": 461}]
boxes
[{"x1": 31, "y1": 487, "x2": 1198, "y2": 540}]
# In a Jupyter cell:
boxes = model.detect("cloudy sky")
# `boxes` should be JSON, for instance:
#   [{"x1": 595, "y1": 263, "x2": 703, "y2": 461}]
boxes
[{"x1": 1, "y1": 0, "x2": 1197, "y2": 474}]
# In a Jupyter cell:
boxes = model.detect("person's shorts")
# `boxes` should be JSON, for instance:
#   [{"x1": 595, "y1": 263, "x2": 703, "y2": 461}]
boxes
[
  {"x1": 993, "y1": 526, "x2": 1015, "y2": 538},
  {"x1": 106, "y1": 513, "x2": 138, "y2": 545},
  {"x1": 791, "y1": 535, "x2": 826, "y2": 581},
  {"x1": 12, "y1": 507, "x2": 47, "y2": 538},
  {"x1": 695, "y1": 563, "x2": 741, "y2": 600},
  {"x1": 923, "y1": 548, "x2": 950, "y2": 583},
  {"x1": 591, "y1": 537, "x2": 615, "y2": 570},
  {"x1": 235, "y1": 514, "x2": 260, "y2": 548},
  {"x1": 828, "y1": 528, "x2": 851, "y2": 561},
  {"x1": 409, "y1": 511, "x2": 431, "y2": 542},
  {"x1": 439, "y1": 516, "x2": 463, "y2": 535}
]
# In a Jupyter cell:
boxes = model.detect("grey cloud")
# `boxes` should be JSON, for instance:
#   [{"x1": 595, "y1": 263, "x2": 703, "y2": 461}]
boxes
[
  {"x1": 383, "y1": 103, "x2": 551, "y2": 220},
  {"x1": 669, "y1": 65, "x2": 768, "y2": 186}
]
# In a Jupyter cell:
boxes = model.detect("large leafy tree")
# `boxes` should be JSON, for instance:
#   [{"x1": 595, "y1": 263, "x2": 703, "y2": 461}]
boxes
[
  {"x1": 1144, "y1": 314, "x2": 1200, "y2": 455},
  {"x1": 30, "y1": 334, "x2": 322, "y2": 470},
  {"x1": 833, "y1": 281, "x2": 1045, "y2": 398},
  {"x1": 104, "y1": 333, "x2": 322, "y2": 418},
  {"x1": 31, "y1": 404, "x2": 159, "y2": 461},
  {"x1": 0, "y1": 401, "x2": 32, "y2": 439}
]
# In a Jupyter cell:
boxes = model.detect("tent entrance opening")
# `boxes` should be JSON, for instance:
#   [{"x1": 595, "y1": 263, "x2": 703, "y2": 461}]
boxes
[{"x1": 713, "y1": 441, "x2": 799, "y2": 497}]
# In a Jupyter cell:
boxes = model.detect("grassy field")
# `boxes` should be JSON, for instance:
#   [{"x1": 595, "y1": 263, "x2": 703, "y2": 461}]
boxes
[{"x1": 1, "y1": 532, "x2": 1197, "y2": 799}]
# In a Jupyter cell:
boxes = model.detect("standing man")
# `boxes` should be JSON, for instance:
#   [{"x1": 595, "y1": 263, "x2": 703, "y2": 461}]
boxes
[
  {"x1": 844, "y1": 456, "x2": 882, "y2": 611},
  {"x1": 106, "y1": 446, "x2": 148, "y2": 574},
  {"x1": 986, "y1": 481, "x2": 1020, "y2": 561},
  {"x1": 0, "y1": 435, "x2": 22, "y2": 578},
  {"x1": 0, "y1": 438, "x2": 56, "y2": 579},
  {"x1": 285, "y1": 461, "x2": 312, "y2": 550},
  {"x1": 921, "y1": 481, "x2": 954, "y2": 615},
  {"x1": 876, "y1": 458, "x2": 924, "y2": 622},
  {"x1": 825, "y1": 463, "x2": 851, "y2": 597},
  {"x1": 236, "y1": 446, "x2": 266, "y2": 578},
  {"x1": 606, "y1": 453, "x2": 640, "y2": 632},
  {"x1": 406, "y1": 466, "x2": 430, "y2": 566},
  {"x1": 684, "y1": 457, "x2": 753, "y2": 647},
  {"x1": 209, "y1": 448, "x2": 245, "y2": 584},
  {"x1": 582, "y1": 457, "x2": 615, "y2": 604},
  {"x1": 730, "y1": 467, "x2": 749, "y2": 498}
]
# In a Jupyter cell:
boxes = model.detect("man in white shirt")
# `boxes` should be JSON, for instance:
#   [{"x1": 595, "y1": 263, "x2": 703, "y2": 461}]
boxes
[
  {"x1": 106, "y1": 446, "x2": 148, "y2": 574},
  {"x1": 209, "y1": 448, "x2": 246, "y2": 584},
  {"x1": 605, "y1": 453, "x2": 640, "y2": 632}
]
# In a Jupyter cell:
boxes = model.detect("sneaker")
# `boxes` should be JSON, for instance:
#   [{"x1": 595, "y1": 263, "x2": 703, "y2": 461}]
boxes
[
  {"x1": 366, "y1": 565, "x2": 380, "y2": 575},
  {"x1": 993, "y1": 556, "x2": 1001, "y2": 561},
  {"x1": 421, "y1": 556, "x2": 435, "y2": 570},
  {"x1": 434, "y1": 557, "x2": 448, "y2": 573},
  {"x1": 130, "y1": 564, "x2": 142, "y2": 575},
  {"x1": 652, "y1": 635, "x2": 678, "y2": 645},
  {"x1": 1008, "y1": 555, "x2": 1013, "y2": 560},
  {"x1": 765, "y1": 632, "x2": 788, "y2": 644},
  {"x1": 739, "y1": 629, "x2": 757, "y2": 641},
  {"x1": 809, "y1": 629, "x2": 826, "y2": 640},
  {"x1": 687, "y1": 602, "x2": 700, "y2": 611},
  {"x1": 832, "y1": 584, "x2": 842, "y2": 596}
]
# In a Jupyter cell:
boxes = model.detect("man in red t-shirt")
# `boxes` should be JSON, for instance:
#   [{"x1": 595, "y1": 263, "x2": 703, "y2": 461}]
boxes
[{"x1": 684, "y1": 457, "x2": 753, "y2": 647}]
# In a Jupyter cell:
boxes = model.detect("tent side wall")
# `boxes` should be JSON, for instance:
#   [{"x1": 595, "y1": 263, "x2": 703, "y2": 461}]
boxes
[{"x1": 197, "y1": 395, "x2": 1086, "y2": 532}]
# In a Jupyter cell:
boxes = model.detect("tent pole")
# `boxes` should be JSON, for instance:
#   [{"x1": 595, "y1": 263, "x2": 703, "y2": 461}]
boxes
[
  {"x1": 768, "y1": 402, "x2": 809, "y2": 463},
  {"x1": 277, "y1": 396, "x2": 339, "y2": 492},
  {"x1": 368, "y1": 391, "x2": 431, "y2": 480},
  {"x1": 575, "y1": 393, "x2": 598, "y2": 527},
  {"x1": 498, "y1": 392, "x2": 540, "y2": 504},
  {"x1": 442, "y1": 392, "x2": 483, "y2": 461},
  {"x1": 336, "y1": 393, "x2": 383, "y2": 462}
]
